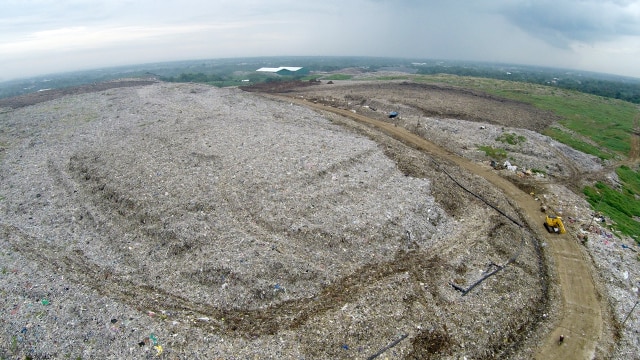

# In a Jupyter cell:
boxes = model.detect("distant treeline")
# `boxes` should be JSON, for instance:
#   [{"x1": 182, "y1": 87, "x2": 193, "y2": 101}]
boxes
[
  {"x1": 416, "y1": 65, "x2": 640, "y2": 104},
  {"x1": 3, "y1": 57, "x2": 640, "y2": 104},
  {"x1": 164, "y1": 66, "x2": 640, "y2": 104},
  {"x1": 159, "y1": 71, "x2": 307, "y2": 86},
  {"x1": 159, "y1": 72, "x2": 285, "y2": 85},
  {"x1": 160, "y1": 73, "x2": 225, "y2": 83}
]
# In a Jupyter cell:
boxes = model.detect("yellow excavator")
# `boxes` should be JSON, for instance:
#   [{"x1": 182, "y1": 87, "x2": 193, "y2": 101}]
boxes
[{"x1": 544, "y1": 215, "x2": 566, "y2": 234}]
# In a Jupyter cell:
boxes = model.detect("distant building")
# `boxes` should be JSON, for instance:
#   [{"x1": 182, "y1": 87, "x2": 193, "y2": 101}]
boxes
[{"x1": 256, "y1": 67, "x2": 309, "y2": 76}]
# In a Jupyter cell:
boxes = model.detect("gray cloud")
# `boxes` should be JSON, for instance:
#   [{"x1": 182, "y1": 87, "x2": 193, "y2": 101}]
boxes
[
  {"x1": 1, "y1": 0, "x2": 639, "y2": 80},
  {"x1": 499, "y1": 0, "x2": 640, "y2": 48}
]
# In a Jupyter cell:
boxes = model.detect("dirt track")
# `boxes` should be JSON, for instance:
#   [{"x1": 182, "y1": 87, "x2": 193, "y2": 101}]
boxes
[{"x1": 269, "y1": 91, "x2": 605, "y2": 359}]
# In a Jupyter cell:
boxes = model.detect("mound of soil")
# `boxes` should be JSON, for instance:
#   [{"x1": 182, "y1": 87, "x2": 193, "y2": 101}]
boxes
[
  {"x1": 0, "y1": 82, "x2": 547, "y2": 358},
  {"x1": 0, "y1": 79, "x2": 157, "y2": 109},
  {"x1": 278, "y1": 80, "x2": 602, "y2": 191},
  {"x1": 6, "y1": 75, "x2": 639, "y2": 359}
]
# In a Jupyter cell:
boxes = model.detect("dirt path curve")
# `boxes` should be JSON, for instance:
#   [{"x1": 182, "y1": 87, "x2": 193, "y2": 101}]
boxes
[{"x1": 267, "y1": 94, "x2": 604, "y2": 359}]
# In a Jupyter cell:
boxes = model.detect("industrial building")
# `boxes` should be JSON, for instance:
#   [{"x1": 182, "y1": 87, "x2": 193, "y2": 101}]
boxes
[{"x1": 256, "y1": 67, "x2": 309, "y2": 76}]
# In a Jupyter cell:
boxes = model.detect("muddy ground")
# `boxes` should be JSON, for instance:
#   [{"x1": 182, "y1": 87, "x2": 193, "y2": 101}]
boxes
[{"x1": 0, "y1": 79, "x2": 638, "y2": 359}]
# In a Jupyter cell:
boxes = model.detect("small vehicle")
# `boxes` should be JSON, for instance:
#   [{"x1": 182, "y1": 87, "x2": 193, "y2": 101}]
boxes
[
  {"x1": 388, "y1": 111, "x2": 398, "y2": 118},
  {"x1": 544, "y1": 215, "x2": 566, "y2": 234}
]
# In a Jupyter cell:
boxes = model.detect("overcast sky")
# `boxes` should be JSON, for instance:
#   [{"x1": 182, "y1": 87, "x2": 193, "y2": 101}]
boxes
[{"x1": 2, "y1": 0, "x2": 640, "y2": 81}]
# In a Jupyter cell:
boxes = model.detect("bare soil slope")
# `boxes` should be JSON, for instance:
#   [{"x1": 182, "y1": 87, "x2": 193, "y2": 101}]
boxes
[{"x1": 287, "y1": 81, "x2": 561, "y2": 131}]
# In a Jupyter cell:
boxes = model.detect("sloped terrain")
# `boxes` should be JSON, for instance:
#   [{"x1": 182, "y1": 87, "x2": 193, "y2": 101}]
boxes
[
  {"x1": 0, "y1": 82, "x2": 546, "y2": 359},
  {"x1": 274, "y1": 79, "x2": 638, "y2": 359},
  {"x1": 0, "y1": 79, "x2": 636, "y2": 359}
]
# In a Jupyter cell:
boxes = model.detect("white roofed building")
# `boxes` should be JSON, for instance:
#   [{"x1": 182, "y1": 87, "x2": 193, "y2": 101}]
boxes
[{"x1": 256, "y1": 67, "x2": 309, "y2": 75}]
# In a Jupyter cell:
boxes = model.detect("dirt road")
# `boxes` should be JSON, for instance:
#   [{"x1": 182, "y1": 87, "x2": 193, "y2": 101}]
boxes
[{"x1": 275, "y1": 94, "x2": 605, "y2": 359}]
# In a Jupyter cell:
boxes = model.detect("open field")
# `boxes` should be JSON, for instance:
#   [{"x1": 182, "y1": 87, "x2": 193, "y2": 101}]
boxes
[{"x1": 0, "y1": 78, "x2": 638, "y2": 359}]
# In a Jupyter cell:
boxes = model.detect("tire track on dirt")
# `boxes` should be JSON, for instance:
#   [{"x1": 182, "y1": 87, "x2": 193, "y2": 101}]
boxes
[
  {"x1": 272, "y1": 93, "x2": 605, "y2": 360},
  {"x1": 3, "y1": 144, "x2": 448, "y2": 340},
  {"x1": 1, "y1": 221, "x2": 441, "y2": 337}
]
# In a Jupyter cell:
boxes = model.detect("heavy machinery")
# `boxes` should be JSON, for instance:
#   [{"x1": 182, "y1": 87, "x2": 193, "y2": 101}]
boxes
[{"x1": 544, "y1": 215, "x2": 566, "y2": 234}]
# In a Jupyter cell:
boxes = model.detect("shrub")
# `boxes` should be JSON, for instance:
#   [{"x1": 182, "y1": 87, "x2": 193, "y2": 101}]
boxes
[
  {"x1": 496, "y1": 132, "x2": 526, "y2": 145},
  {"x1": 478, "y1": 145, "x2": 507, "y2": 160}
]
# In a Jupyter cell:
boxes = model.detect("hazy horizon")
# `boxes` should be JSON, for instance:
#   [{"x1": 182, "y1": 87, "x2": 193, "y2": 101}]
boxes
[{"x1": 2, "y1": 0, "x2": 640, "y2": 81}]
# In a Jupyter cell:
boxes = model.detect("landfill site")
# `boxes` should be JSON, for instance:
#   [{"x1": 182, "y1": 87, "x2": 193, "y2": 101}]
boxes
[{"x1": 0, "y1": 77, "x2": 638, "y2": 359}]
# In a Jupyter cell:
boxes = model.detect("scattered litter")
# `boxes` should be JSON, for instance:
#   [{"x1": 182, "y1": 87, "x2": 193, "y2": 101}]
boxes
[
  {"x1": 621, "y1": 244, "x2": 637, "y2": 252},
  {"x1": 503, "y1": 160, "x2": 517, "y2": 172},
  {"x1": 1, "y1": 80, "x2": 636, "y2": 358}
]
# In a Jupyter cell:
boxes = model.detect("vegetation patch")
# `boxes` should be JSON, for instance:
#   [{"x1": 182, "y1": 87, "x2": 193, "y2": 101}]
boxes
[
  {"x1": 583, "y1": 165, "x2": 640, "y2": 241},
  {"x1": 478, "y1": 145, "x2": 507, "y2": 160},
  {"x1": 375, "y1": 75, "x2": 411, "y2": 81},
  {"x1": 542, "y1": 127, "x2": 614, "y2": 160},
  {"x1": 496, "y1": 132, "x2": 526, "y2": 145},
  {"x1": 414, "y1": 74, "x2": 637, "y2": 158},
  {"x1": 616, "y1": 165, "x2": 640, "y2": 195},
  {"x1": 414, "y1": 63, "x2": 640, "y2": 104},
  {"x1": 321, "y1": 74, "x2": 353, "y2": 81}
]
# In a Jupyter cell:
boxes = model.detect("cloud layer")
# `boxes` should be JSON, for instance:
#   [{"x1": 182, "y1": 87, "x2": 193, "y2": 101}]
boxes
[
  {"x1": 500, "y1": 0, "x2": 640, "y2": 47},
  {"x1": 1, "y1": 0, "x2": 639, "y2": 80}
]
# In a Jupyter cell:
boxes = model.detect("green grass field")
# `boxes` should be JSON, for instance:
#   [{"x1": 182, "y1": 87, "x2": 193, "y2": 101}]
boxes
[
  {"x1": 320, "y1": 74, "x2": 354, "y2": 81},
  {"x1": 583, "y1": 172, "x2": 640, "y2": 240},
  {"x1": 409, "y1": 74, "x2": 638, "y2": 158},
  {"x1": 542, "y1": 127, "x2": 615, "y2": 160}
]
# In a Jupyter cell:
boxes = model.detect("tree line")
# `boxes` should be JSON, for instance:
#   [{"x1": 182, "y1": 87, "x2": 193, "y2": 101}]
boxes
[{"x1": 415, "y1": 65, "x2": 640, "y2": 104}]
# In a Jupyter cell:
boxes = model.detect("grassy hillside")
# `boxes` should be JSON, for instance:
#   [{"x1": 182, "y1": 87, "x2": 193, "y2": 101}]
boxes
[
  {"x1": 401, "y1": 74, "x2": 636, "y2": 160},
  {"x1": 413, "y1": 74, "x2": 640, "y2": 240},
  {"x1": 583, "y1": 167, "x2": 640, "y2": 240}
]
